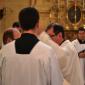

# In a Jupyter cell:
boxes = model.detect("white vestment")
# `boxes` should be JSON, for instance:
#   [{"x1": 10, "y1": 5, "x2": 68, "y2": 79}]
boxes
[
  {"x1": 0, "y1": 40, "x2": 63, "y2": 85},
  {"x1": 72, "y1": 39, "x2": 85, "y2": 84},
  {"x1": 39, "y1": 32, "x2": 84, "y2": 85}
]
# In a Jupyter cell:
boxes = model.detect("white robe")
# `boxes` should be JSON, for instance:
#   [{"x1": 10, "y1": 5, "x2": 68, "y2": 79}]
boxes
[
  {"x1": 39, "y1": 32, "x2": 84, "y2": 85},
  {"x1": 72, "y1": 39, "x2": 85, "y2": 84},
  {"x1": 0, "y1": 40, "x2": 63, "y2": 85}
]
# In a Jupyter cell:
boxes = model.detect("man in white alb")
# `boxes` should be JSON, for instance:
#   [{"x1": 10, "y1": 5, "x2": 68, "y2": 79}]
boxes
[
  {"x1": 39, "y1": 23, "x2": 84, "y2": 85},
  {"x1": 72, "y1": 27, "x2": 85, "y2": 84},
  {"x1": 0, "y1": 7, "x2": 63, "y2": 85}
]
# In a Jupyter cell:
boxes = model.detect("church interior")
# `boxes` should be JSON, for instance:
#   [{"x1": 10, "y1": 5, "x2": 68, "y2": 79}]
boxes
[
  {"x1": 0, "y1": 0, "x2": 85, "y2": 47},
  {"x1": 0, "y1": 1, "x2": 85, "y2": 85}
]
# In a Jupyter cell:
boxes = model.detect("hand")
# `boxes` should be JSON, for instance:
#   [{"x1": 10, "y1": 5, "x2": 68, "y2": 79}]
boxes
[{"x1": 78, "y1": 52, "x2": 85, "y2": 58}]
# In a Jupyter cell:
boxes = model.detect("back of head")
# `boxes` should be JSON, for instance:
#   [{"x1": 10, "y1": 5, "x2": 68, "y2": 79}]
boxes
[
  {"x1": 12, "y1": 22, "x2": 20, "y2": 28},
  {"x1": 19, "y1": 7, "x2": 39, "y2": 31},
  {"x1": 53, "y1": 24, "x2": 64, "y2": 38},
  {"x1": 3, "y1": 28, "x2": 21, "y2": 45},
  {"x1": 45, "y1": 23, "x2": 54, "y2": 32},
  {"x1": 3, "y1": 29, "x2": 14, "y2": 45}
]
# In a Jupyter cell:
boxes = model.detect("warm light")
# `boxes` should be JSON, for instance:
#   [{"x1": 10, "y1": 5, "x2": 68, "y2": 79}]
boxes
[
  {"x1": 84, "y1": 25, "x2": 85, "y2": 29},
  {"x1": 66, "y1": 25, "x2": 69, "y2": 30},
  {"x1": 74, "y1": 25, "x2": 77, "y2": 30},
  {"x1": 49, "y1": 13, "x2": 52, "y2": 18}
]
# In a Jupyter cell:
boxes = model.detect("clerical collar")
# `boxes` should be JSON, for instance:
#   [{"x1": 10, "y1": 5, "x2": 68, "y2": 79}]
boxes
[
  {"x1": 15, "y1": 33, "x2": 39, "y2": 54},
  {"x1": 60, "y1": 39, "x2": 65, "y2": 46},
  {"x1": 78, "y1": 39, "x2": 85, "y2": 44}
]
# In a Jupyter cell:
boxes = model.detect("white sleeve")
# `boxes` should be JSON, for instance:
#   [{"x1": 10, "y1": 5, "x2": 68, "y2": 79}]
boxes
[
  {"x1": 50, "y1": 50, "x2": 63, "y2": 85},
  {"x1": 0, "y1": 49, "x2": 5, "y2": 85},
  {"x1": 61, "y1": 47, "x2": 84, "y2": 85},
  {"x1": 69, "y1": 52, "x2": 84, "y2": 85}
]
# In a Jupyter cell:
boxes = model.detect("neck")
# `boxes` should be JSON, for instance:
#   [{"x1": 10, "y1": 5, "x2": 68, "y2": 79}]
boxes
[
  {"x1": 78, "y1": 38, "x2": 85, "y2": 44},
  {"x1": 60, "y1": 38, "x2": 64, "y2": 45},
  {"x1": 23, "y1": 29, "x2": 37, "y2": 36}
]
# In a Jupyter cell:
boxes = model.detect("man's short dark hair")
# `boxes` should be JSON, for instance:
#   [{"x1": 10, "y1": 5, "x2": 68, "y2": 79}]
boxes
[
  {"x1": 12, "y1": 22, "x2": 20, "y2": 28},
  {"x1": 78, "y1": 27, "x2": 85, "y2": 32},
  {"x1": 19, "y1": 7, "x2": 39, "y2": 31},
  {"x1": 45, "y1": 23, "x2": 54, "y2": 32},
  {"x1": 3, "y1": 29, "x2": 14, "y2": 45},
  {"x1": 46, "y1": 23, "x2": 65, "y2": 38}
]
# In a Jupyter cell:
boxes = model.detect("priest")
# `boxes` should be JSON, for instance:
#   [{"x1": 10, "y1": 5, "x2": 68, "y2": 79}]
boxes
[
  {"x1": 72, "y1": 27, "x2": 85, "y2": 84},
  {"x1": 0, "y1": 7, "x2": 63, "y2": 85},
  {"x1": 39, "y1": 23, "x2": 84, "y2": 85}
]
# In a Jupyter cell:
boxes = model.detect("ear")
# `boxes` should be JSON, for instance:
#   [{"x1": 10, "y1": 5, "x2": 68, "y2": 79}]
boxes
[
  {"x1": 35, "y1": 22, "x2": 39, "y2": 29},
  {"x1": 58, "y1": 32, "x2": 62, "y2": 38}
]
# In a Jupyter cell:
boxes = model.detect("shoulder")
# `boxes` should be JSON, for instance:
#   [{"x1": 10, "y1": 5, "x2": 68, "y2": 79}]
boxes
[
  {"x1": 36, "y1": 41, "x2": 54, "y2": 53},
  {"x1": 72, "y1": 39, "x2": 78, "y2": 44},
  {"x1": 39, "y1": 32, "x2": 51, "y2": 44},
  {"x1": 2, "y1": 41, "x2": 15, "y2": 55},
  {"x1": 37, "y1": 41, "x2": 59, "y2": 61},
  {"x1": 3, "y1": 41, "x2": 14, "y2": 48},
  {"x1": 61, "y1": 40, "x2": 71, "y2": 48},
  {"x1": 61, "y1": 40, "x2": 77, "y2": 54},
  {"x1": 32, "y1": 41, "x2": 56, "y2": 59}
]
